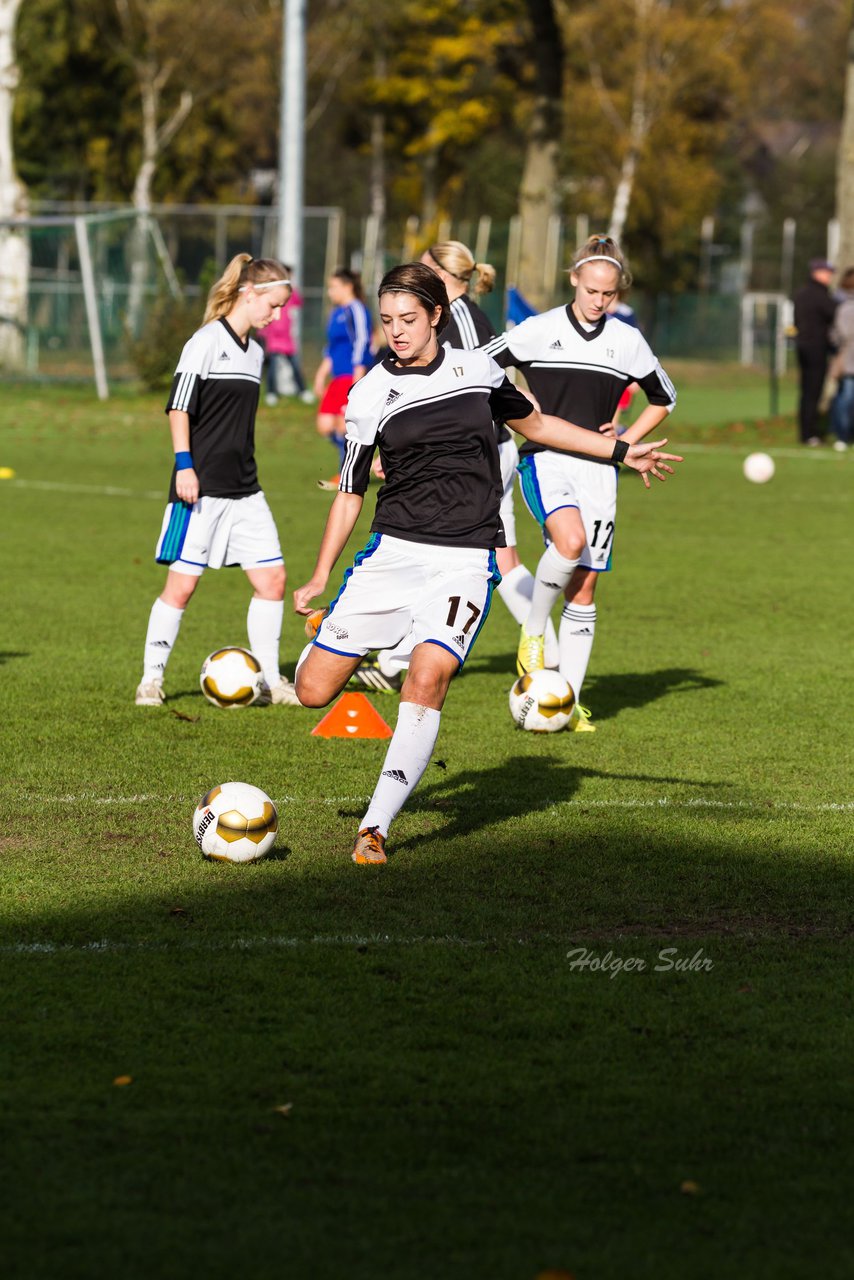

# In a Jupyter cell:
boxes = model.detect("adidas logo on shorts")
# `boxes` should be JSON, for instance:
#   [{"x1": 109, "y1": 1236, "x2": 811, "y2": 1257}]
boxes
[
  {"x1": 382, "y1": 769, "x2": 408, "y2": 784},
  {"x1": 452, "y1": 633, "x2": 466, "y2": 650}
]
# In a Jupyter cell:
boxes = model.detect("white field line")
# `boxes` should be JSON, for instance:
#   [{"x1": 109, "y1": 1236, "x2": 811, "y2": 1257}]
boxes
[
  {"x1": 12, "y1": 791, "x2": 854, "y2": 813},
  {"x1": 2, "y1": 444, "x2": 849, "y2": 505},
  {"x1": 2, "y1": 934, "x2": 492, "y2": 955},
  {"x1": 7, "y1": 477, "x2": 164, "y2": 499}
]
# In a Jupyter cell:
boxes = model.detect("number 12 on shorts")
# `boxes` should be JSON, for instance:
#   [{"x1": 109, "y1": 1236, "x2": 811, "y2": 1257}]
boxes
[{"x1": 590, "y1": 519, "x2": 614, "y2": 550}]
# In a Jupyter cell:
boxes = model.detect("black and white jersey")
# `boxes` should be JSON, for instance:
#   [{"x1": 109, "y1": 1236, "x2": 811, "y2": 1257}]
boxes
[
  {"x1": 444, "y1": 294, "x2": 495, "y2": 351},
  {"x1": 340, "y1": 346, "x2": 535, "y2": 548},
  {"x1": 165, "y1": 317, "x2": 264, "y2": 500},
  {"x1": 443, "y1": 295, "x2": 511, "y2": 446},
  {"x1": 483, "y1": 306, "x2": 676, "y2": 460}
]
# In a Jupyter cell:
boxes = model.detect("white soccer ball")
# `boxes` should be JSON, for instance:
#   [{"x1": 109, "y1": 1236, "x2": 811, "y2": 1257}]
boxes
[
  {"x1": 743, "y1": 452, "x2": 775, "y2": 484},
  {"x1": 509, "y1": 669, "x2": 575, "y2": 732},
  {"x1": 200, "y1": 646, "x2": 265, "y2": 707},
  {"x1": 193, "y1": 782, "x2": 279, "y2": 863}
]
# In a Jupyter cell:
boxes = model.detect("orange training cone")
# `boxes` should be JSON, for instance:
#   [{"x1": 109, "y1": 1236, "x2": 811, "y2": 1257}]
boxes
[{"x1": 311, "y1": 691, "x2": 393, "y2": 739}]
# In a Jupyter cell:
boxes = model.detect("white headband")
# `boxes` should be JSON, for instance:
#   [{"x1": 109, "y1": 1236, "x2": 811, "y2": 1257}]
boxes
[
  {"x1": 239, "y1": 279, "x2": 292, "y2": 292},
  {"x1": 573, "y1": 255, "x2": 622, "y2": 271}
]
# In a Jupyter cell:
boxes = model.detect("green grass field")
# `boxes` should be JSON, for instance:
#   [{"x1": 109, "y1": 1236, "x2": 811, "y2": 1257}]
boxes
[{"x1": 1, "y1": 363, "x2": 851, "y2": 1279}]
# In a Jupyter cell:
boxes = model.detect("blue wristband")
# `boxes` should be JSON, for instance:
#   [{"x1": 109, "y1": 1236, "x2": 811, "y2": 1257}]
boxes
[{"x1": 175, "y1": 451, "x2": 194, "y2": 470}]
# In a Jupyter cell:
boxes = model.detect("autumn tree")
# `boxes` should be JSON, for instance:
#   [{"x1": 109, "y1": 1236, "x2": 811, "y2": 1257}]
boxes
[
  {"x1": 0, "y1": 0, "x2": 27, "y2": 368},
  {"x1": 836, "y1": 6, "x2": 854, "y2": 271}
]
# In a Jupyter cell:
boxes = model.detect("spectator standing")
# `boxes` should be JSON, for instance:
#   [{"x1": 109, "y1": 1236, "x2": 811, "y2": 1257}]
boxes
[
  {"x1": 261, "y1": 270, "x2": 312, "y2": 405},
  {"x1": 829, "y1": 266, "x2": 854, "y2": 452},
  {"x1": 793, "y1": 258, "x2": 838, "y2": 446}
]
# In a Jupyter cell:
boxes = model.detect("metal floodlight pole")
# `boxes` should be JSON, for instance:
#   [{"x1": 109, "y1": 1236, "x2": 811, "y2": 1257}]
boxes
[{"x1": 277, "y1": 0, "x2": 306, "y2": 307}]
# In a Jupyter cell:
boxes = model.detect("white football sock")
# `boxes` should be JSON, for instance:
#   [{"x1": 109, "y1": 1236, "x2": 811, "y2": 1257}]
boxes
[
  {"x1": 376, "y1": 636, "x2": 414, "y2": 677},
  {"x1": 142, "y1": 598, "x2": 184, "y2": 682},
  {"x1": 526, "y1": 544, "x2": 579, "y2": 636},
  {"x1": 247, "y1": 597, "x2": 283, "y2": 686},
  {"x1": 559, "y1": 602, "x2": 597, "y2": 701},
  {"x1": 360, "y1": 702, "x2": 441, "y2": 837},
  {"x1": 294, "y1": 641, "x2": 314, "y2": 678},
  {"x1": 498, "y1": 563, "x2": 559, "y2": 666}
]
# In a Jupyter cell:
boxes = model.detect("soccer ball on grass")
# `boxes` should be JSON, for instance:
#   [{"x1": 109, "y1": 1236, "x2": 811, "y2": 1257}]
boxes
[
  {"x1": 193, "y1": 782, "x2": 278, "y2": 862},
  {"x1": 743, "y1": 452, "x2": 775, "y2": 484},
  {"x1": 200, "y1": 646, "x2": 265, "y2": 707},
  {"x1": 509, "y1": 670, "x2": 575, "y2": 732}
]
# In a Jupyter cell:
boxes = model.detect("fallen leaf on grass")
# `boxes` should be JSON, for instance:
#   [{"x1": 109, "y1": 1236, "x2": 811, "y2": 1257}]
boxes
[
  {"x1": 272, "y1": 1103, "x2": 293, "y2": 1116},
  {"x1": 112, "y1": 1075, "x2": 133, "y2": 1087},
  {"x1": 170, "y1": 710, "x2": 200, "y2": 723},
  {"x1": 680, "y1": 1179, "x2": 701, "y2": 1195}
]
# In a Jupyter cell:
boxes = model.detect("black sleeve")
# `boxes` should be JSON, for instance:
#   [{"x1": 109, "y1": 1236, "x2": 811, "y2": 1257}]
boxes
[{"x1": 489, "y1": 376, "x2": 535, "y2": 423}]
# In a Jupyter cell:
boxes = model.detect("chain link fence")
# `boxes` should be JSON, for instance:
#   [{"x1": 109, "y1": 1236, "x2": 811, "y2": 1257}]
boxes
[{"x1": 0, "y1": 202, "x2": 834, "y2": 395}]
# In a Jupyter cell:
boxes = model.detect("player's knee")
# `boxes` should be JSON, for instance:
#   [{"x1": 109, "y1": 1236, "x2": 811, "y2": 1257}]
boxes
[
  {"x1": 400, "y1": 668, "x2": 452, "y2": 708},
  {"x1": 554, "y1": 535, "x2": 585, "y2": 561},
  {"x1": 294, "y1": 669, "x2": 330, "y2": 708}
]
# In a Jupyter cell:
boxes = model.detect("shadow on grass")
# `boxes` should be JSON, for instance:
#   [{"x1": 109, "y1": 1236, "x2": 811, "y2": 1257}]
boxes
[
  {"x1": 466, "y1": 658, "x2": 724, "y2": 721},
  {"x1": 389, "y1": 754, "x2": 726, "y2": 848},
  {"x1": 585, "y1": 668, "x2": 725, "y2": 721},
  {"x1": 0, "y1": 650, "x2": 30, "y2": 664}
]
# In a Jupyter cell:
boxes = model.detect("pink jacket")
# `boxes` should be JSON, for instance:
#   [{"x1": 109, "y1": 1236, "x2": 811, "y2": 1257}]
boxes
[{"x1": 261, "y1": 290, "x2": 302, "y2": 355}]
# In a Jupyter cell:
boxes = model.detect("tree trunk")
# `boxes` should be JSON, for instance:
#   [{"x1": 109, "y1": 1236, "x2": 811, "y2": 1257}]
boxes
[
  {"x1": 517, "y1": 0, "x2": 564, "y2": 310},
  {"x1": 0, "y1": 0, "x2": 28, "y2": 370},
  {"x1": 835, "y1": 15, "x2": 854, "y2": 271}
]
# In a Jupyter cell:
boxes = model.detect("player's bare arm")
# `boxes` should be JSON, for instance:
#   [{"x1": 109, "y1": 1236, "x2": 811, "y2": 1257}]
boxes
[
  {"x1": 293, "y1": 490, "x2": 364, "y2": 613},
  {"x1": 509, "y1": 410, "x2": 683, "y2": 486},
  {"x1": 168, "y1": 409, "x2": 198, "y2": 504},
  {"x1": 610, "y1": 403, "x2": 669, "y2": 445}
]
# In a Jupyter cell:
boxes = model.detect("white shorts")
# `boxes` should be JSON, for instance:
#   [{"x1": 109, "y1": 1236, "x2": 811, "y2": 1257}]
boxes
[
  {"x1": 315, "y1": 533, "x2": 501, "y2": 668},
  {"x1": 517, "y1": 451, "x2": 618, "y2": 572},
  {"x1": 155, "y1": 492, "x2": 283, "y2": 577},
  {"x1": 498, "y1": 435, "x2": 519, "y2": 547}
]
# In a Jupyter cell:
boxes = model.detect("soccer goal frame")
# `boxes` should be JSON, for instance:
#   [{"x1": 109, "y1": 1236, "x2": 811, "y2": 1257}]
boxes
[{"x1": 740, "y1": 292, "x2": 793, "y2": 375}]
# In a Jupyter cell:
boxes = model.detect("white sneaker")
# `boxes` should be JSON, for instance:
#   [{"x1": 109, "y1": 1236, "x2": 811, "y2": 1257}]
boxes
[
  {"x1": 265, "y1": 393, "x2": 278, "y2": 407},
  {"x1": 256, "y1": 677, "x2": 302, "y2": 707},
  {"x1": 135, "y1": 679, "x2": 164, "y2": 706},
  {"x1": 833, "y1": 439, "x2": 849, "y2": 452},
  {"x1": 300, "y1": 390, "x2": 316, "y2": 405}
]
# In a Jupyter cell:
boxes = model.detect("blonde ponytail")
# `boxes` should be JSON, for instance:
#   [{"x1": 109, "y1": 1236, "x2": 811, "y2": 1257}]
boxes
[{"x1": 203, "y1": 253, "x2": 290, "y2": 323}]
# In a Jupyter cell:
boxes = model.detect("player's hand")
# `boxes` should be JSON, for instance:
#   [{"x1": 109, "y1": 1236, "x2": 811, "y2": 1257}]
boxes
[
  {"x1": 598, "y1": 421, "x2": 619, "y2": 439},
  {"x1": 293, "y1": 578, "x2": 328, "y2": 615},
  {"x1": 175, "y1": 467, "x2": 199, "y2": 505},
  {"x1": 625, "y1": 439, "x2": 683, "y2": 489},
  {"x1": 371, "y1": 455, "x2": 385, "y2": 481}
]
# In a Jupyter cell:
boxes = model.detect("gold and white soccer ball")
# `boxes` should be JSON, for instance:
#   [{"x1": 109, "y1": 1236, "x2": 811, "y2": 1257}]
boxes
[
  {"x1": 199, "y1": 646, "x2": 265, "y2": 707},
  {"x1": 509, "y1": 669, "x2": 576, "y2": 732},
  {"x1": 193, "y1": 782, "x2": 279, "y2": 863}
]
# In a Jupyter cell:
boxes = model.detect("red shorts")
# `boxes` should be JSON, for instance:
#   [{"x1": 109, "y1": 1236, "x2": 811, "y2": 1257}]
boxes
[
  {"x1": 618, "y1": 383, "x2": 638, "y2": 412},
  {"x1": 319, "y1": 374, "x2": 354, "y2": 416}
]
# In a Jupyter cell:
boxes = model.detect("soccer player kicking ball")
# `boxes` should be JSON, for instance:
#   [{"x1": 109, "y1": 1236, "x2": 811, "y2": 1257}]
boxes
[{"x1": 293, "y1": 263, "x2": 682, "y2": 866}]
